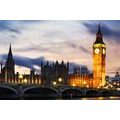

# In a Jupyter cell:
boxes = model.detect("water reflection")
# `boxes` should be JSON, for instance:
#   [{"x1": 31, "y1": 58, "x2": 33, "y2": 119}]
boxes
[{"x1": 80, "y1": 96, "x2": 120, "y2": 100}]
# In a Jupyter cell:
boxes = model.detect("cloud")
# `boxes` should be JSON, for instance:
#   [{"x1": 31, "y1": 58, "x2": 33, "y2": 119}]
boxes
[
  {"x1": 83, "y1": 22, "x2": 120, "y2": 43},
  {"x1": 0, "y1": 20, "x2": 43, "y2": 34},
  {"x1": 20, "y1": 20, "x2": 44, "y2": 24},
  {"x1": 14, "y1": 44, "x2": 61, "y2": 54},
  {"x1": 0, "y1": 21, "x2": 20, "y2": 34},
  {"x1": 0, "y1": 54, "x2": 46, "y2": 70},
  {"x1": 68, "y1": 42, "x2": 91, "y2": 54},
  {"x1": 0, "y1": 54, "x2": 89, "y2": 73}
]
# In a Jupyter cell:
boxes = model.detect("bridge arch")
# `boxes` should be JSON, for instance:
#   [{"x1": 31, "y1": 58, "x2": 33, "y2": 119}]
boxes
[
  {"x1": 0, "y1": 85, "x2": 18, "y2": 94},
  {"x1": 0, "y1": 85, "x2": 18, "y2": 99},
  {"x1": 86, "y1": 89, "x2": 99, "y2": 97},
  {"x1": 61, "y1": 88, "x2": 83, "y2": 99},
  {"x1": 101, "y1": 90, "x2": 113, "y2": 96},
  {"x1": 23, "y1": 86, "x2": 58, "y2": 99},
  {"x1": 61, "y1": 87, "x2": 83, "y2": 93}
]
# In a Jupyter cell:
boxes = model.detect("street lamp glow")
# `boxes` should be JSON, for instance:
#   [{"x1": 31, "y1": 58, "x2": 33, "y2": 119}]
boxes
[
  {"x1": 58, "y1": 78, "x2": 62, "y2": 82},
  {"x1": 53, "y1": 81, "x2": 57, "y2": 85}
]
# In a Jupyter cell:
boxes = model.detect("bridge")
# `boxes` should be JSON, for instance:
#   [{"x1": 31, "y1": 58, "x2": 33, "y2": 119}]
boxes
[{"x1": 0, "y1": 83, "x2": 120, "y2": 99}]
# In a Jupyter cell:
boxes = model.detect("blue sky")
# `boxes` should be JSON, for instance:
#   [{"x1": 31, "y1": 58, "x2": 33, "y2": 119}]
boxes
[{"x1": 0, "y1": 20, "x2": 119, "y2": 76}]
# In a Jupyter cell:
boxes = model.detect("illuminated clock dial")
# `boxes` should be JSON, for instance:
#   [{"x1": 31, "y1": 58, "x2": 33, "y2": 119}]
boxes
[
  {"x1": 103, "y1": 49, "x2": 105, "y2": 54},
  {"x1": 95, "y1": 48, "x2": 99, "y2": 54}
]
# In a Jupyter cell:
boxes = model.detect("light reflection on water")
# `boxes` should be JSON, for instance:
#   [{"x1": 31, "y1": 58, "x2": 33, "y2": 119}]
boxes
[{"x1": 80, "y1": 96, "x2": 120, "y2": 100}]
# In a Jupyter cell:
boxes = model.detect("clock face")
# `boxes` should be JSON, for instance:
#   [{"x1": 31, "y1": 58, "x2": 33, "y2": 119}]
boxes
[
  {"x1": 95, "y1": 48, "x2": 99, "y2": 54},
  {"x1": 103, "y1": 49, "x2": 105, "y2": 54}
]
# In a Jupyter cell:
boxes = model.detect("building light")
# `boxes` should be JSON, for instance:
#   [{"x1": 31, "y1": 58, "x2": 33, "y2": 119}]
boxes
[
  {"x1": 109, "y1": 96, "x2": 114, "y2": 99},
  {"x1": 98, "y1": 97, "x2": 104, "y2": 100},
  {"x1": 19, "y1": 74, "x2": 23, "y2": 79},
  {"x1": 113, "y1": 82, "x2": 116, "y2": 85},
  {"x1": 23, "y1": 79, "x2": 27, "y2": 84},
  {"x1": 72, "y1": 83, "x2": 76, "y2": 87},
  {"x1": 83, "y1": 81, "x2": 86, "y2": 85},
  {"x1": 86, "y1": 85, "x2": 89, "y2": 88},
  {"x1": 93, "y1": 43, "x2": 105, "y2": 48},
  {"x1": 117, "y1": 88, "x2": 120, "y2": 91},
  {"x1": 104, "y1": 86, "x2": 108, "y2": 89},
  {"x1": 97, "y1": 86, "x2": 100, "y2": 89},
  {"x1": 19, "y1": 74, "x2": 23, "y2": 84},
  {"x1": 110, "y1": 85, "x2": 113, "y2": 88},
  {"x1": 117, "y1": 83, "x2": 119, "y2": 86}
]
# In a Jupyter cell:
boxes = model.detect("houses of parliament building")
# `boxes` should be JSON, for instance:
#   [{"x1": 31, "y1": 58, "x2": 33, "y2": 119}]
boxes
[
  {"x1": 0, "y1": 44, "x2": 69, "y2": 85},
  {"x1": 0, "y1": 24, "x2": 106, "y2": 88}
]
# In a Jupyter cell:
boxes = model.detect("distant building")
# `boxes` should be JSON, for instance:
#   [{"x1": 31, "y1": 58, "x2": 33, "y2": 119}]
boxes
[
  {"x1": 41, "y1": 61, "x2": 69, "y2": 85},
  {"x1": 105, "y1": 71, "x2": 120, "y2": 89},
  {"x1": 73, "y1": 65, "x2": 88, "y2": 75},
  {"x1": 109, "y1": 71, "x2": 120, "y2": 81},
  {"x1": 20, "y1": 70, "x2": 41, "y2": 84},
  {"x1": 68, "y1": 65, "x2": 93, "y2": 87},
  {"x1": 0, "y1": 44, "x2": 15, "y2": 83}
]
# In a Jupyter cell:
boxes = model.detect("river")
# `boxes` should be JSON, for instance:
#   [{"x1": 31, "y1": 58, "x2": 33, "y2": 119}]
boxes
[{"x1": 80, "y1": 96, "x2": 120, "y2": 100}]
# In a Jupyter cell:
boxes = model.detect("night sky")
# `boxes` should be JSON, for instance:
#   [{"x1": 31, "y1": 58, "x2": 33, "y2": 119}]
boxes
[{"x1": 0, "y1": 20, "x2": 119, "y2": 76}]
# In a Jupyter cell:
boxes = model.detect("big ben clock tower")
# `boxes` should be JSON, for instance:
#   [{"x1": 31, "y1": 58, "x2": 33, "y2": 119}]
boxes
[{"x1": 93, "y1": 24, "x2": 106, "y2": 88}]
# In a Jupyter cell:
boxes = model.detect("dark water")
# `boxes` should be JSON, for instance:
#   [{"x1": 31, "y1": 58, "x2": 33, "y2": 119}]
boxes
[
  {"x1": 0, "y1": 95, "x2": 120, "y2": 100},
  {"x1": 19, "y1": 96, "x2": 120, "y2": 100}
]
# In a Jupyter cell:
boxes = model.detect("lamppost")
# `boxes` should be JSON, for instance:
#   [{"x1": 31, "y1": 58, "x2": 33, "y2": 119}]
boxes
[
  {"x1": 23, "y1": 78, "x2": 27, "y2": 84},
  {"x1": 53, "y1": 81, "x2": 57, "y2": 86},
  {"x1": 58, "y1": 77, "x2": 62, "y2": 85},
  {"x1": 19, "y1": 74, "x2": 23, "y2": 84}
]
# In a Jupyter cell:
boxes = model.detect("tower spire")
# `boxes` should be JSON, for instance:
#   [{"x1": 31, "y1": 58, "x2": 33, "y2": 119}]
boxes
[
  {"x1": 97, "y1": 23, "x2": 101, "y2": 34},
  {"x1": 7, "y1": 43, "x2": 13, "y2": 60},
  {"x1": 9, "y1": 43, "x2": 12, "y2": 54},
  {"x1": 94, "y1": 23, "x2": 104, "y2": 44},
  {"x1": 5, "y1": 43, "x2": 15, "y2": 83}
]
